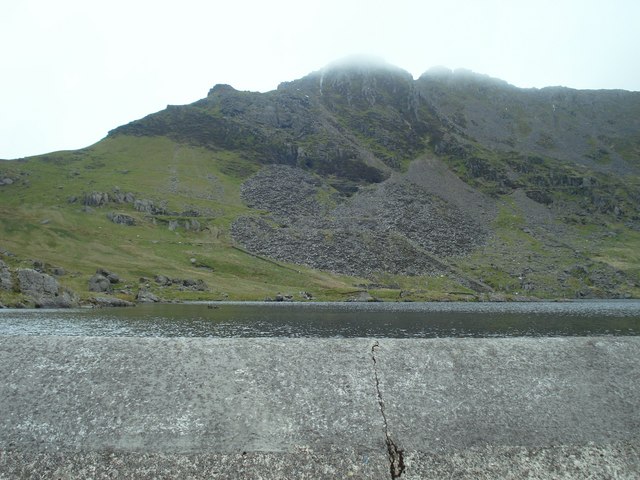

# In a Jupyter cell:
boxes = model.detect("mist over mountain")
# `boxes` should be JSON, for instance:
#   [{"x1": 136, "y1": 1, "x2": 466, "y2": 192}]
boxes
[{"x1": 1, "y1": 60, "x2": 639, "y2": 306}]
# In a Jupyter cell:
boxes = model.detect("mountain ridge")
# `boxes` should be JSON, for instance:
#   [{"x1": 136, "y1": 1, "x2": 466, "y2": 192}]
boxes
[{"x1": 1, "y1": 61, "x2": 639, "y2": 306}]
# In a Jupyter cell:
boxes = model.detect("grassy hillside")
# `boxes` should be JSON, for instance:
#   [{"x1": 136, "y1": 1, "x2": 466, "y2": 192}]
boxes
[
  {"x1": 0, "y1": 136, "x2": 383, "y2": 304},
  {"x1": 1, "y1": 62, "x2": 639, "y2": 306}
]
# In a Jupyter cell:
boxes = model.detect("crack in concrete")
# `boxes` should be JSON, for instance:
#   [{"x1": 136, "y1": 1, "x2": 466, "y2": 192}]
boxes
[{"x1": 371, "y1": 341, "x2": 405, "y2": 479}]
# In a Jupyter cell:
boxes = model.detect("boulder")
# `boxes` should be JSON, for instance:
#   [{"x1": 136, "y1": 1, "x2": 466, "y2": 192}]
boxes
[
  {"x1": 90, "y1": 297, "x2": 135, "y2": 307},
  {"x1": 107, "y1": 212, "x2": 136, "y2": 226},
  {"x1": 182, "y1": 279, "x2": 208, "y2": 291},
  {"x1": 136, "y1": 288, "x2": 161, "y2": 303},
  {"x1": 32, "y1": 260, "x2": 46, "y2": 272},
  {"x1": 133, "y1": 199, "x2": 166, "y2": 215},
  {"x1": 184, "y1": 219, "x2": 201, "y2": 231},
  {"x1": 18, "y1": 269, "x2": 58, "y2": 296},
  {"x1": 83, "y1": 191, "x2": 110, "y2": 207},
  {"x1": 88, "y1": 274, "x2": 111, "y2": 292},
  {"x1": 17, "y1": 268, "x2": 78, "y2": 308},
  {"x1": 112, "y1": 191, "x2": 136, "y2": 204},
  {"x1": 154, "y1": 275, "x2": 172, "y2": 286},
  {"x1": 274, "y1": 293, "x2": 293, "y2": 302},
  {"x1": 346, "y1": 291, "x2": 378, "y2": 302},
  {"x1": 96, "y1": 268, "x2": 120, "y2": 284}
]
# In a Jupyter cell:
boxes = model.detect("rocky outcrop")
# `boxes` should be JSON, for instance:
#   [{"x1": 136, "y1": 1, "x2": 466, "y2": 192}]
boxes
[
  {"x1": 90, "y1": 297, "x2": 135, "y2": 307},
  {"x1": 136, "y1": 288, "x2": 161, "y2": 303},
  {"x1": 96, "y1": 268, "x2": 121, "y2": 284},
  {"x1": 134, "y1": 199, "x2": 167, "y2": 215},
  {"x1": 107, "y1": 212, "x2": 136, "y2": 226},
  {"x1": 0, "y1": 260, "x2": 13, "y2": 291},
  {"x1": 88, "y1": 274, "x2": 111, "y2": 293},
  {"x1": 17, "y1": 269, "x2": 78, "y2": 308},
  {"x1": 89, "y1": 269, "x2": 122, "y2": 293},
  {"x1": 77, "y1": 191, "x2": 136, "y2": 207},
  {"x1": 154, "y1": 275, "x2": 208, "y2": 291}
]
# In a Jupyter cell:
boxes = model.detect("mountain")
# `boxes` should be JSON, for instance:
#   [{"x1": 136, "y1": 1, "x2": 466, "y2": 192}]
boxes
[{"x1": 1, "y1": 59, "x2": 639, "y2": 306}]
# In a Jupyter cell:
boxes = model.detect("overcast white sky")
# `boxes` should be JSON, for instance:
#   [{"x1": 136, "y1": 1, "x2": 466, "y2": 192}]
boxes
[{"x1": 1, "y1": 0, "x2": 639, "y2": 159}]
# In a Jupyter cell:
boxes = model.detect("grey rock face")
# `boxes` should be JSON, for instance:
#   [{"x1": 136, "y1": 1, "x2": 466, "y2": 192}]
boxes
[
  {"x1": 134, "y1": 199, "x2": 166, "y2": 215},
  {"x1": 107, "y1": 212, "x2": 136, "y2": 226},
  {"x1": 184, "y1": 219, "x2": 201, "y2": 231},
  {"x1": 88, "y1": 274, "x2": 111, "y2": 293},
  {"x1": 83, "y1": 191, "x2": 110, "y2": 207},
  {"x1": 51, "y1": 267, "x2": 66, "y2": 276},
  {"x1": 0, "y1": 260, "x2": 12, "y2": 291},
  {"x1": 17, "y1": 269, "x2": 77, "y2": 307},
  {"x1": 154, "y1": 275, "x2": 171, "y2": 286},
  {"x1": 181, "y1": 279, "x2": 208, "y2": 291},
  {"x1": 153, "y1": 276, "x2": 208, "y2": 291},
  {"x1": 18, "y1": 269, "x2": 59, "y2": 296},
  {"x1": 136, "y1": 288, "x2": 160, "y2": 303},
  {"x1": 83, "y1": 191, "x2": 136, "y2": 207},
  {"x1": 90, "y1": 297, "x2": 135, "y2": 307},
  {"x1": 96, "y1": 268, "x2": 121, "y2": 284}
]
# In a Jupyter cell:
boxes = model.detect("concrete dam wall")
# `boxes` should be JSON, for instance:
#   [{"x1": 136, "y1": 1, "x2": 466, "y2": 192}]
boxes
[{"x1": 1, "y1": 336, "x2": 639, "y2": 478}]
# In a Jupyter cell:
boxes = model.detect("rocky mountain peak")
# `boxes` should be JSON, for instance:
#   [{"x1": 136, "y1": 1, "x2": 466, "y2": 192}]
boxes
[
  {"x1": 207, "y1": 84, "x2": 238, "y2": 97},
  {"x1": 316, "y1": 56, "x2": 414, "y2": 110}
]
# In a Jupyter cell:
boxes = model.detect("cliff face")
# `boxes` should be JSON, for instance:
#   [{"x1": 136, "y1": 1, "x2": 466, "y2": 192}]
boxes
[{"x1": 1, "y1": 60, "x2": 639, "y2": 302}]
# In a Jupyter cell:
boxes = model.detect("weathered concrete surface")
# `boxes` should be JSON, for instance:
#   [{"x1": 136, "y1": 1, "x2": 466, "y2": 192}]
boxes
[
  {"x1": 0, "y1": 336, "x2": 639, "y2": 479},
  {"x1": 374, "y1": 338, "x2": 640, "y2": 479},
  {"x1": 0, "y1": 337, "x2": 388, "y2": 479}
]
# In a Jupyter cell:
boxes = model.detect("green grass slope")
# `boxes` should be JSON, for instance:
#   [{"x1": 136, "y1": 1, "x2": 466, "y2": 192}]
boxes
[{"x1": 0, "y1": 136, "x2": 382, "y2": 304}]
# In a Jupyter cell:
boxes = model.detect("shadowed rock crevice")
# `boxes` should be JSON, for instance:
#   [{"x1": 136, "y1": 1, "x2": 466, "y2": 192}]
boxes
[{"x1": 371, "y1": 341, "x2": 405, "y2": 479}]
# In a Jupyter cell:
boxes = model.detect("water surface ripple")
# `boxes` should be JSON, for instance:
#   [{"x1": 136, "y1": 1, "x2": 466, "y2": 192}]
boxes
[{"x1": 1, "y1": 301, "x2": 640, "y2": 338}]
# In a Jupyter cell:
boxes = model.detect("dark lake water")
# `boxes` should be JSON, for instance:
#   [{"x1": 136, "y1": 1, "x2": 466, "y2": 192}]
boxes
[{"x1": 1, "y1": 301, "x2": 640, "y2": 338}]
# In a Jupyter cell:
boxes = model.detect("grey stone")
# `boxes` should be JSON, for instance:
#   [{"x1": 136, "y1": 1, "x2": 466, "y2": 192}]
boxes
[
  {"x1": 134, "y1": 198, "x2": 166, "y2": 214},
  {"x1": 16, "y1": 268, "x2": 77, "y2": 307},
  {"x1": 347, "y1": 291, "x2": 376, "y2": 302},
  {"x1": 51, "y1": 266, "x2": 66, "y2": 276},
  {"x1": 97, "y1": 268, "x2": 121, "y2": 284},
  {"x1": 181, "y1": 278, "x2": 208, "y2": 291},
  {"x1": 88, "y1": 274, "x2": 111, "y2": 292},
  {"x1": 17, "y1": 268, "x2": 61, "y2": 297},
  {"x1": 83, "y1": 191, "x2": 110, "y2": 207},
  {"x1": 107, "y1": 212, "x2": 136, "y2": 226},
  {"x1": 136, "y1": 288, "x2": 160, "y2": 303},
  {"x1": 90, "y1": 296, "x2": 135, "y2": 307},
  {"x1": 0, "y1": 260, "x2": 12, "y2": 291},
  {"x1": 184, "y1": 218, "x2": 201, "y2": 231},
  {"x1": 155, "y1": 275, "x2": 172, "y2": 286}
]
